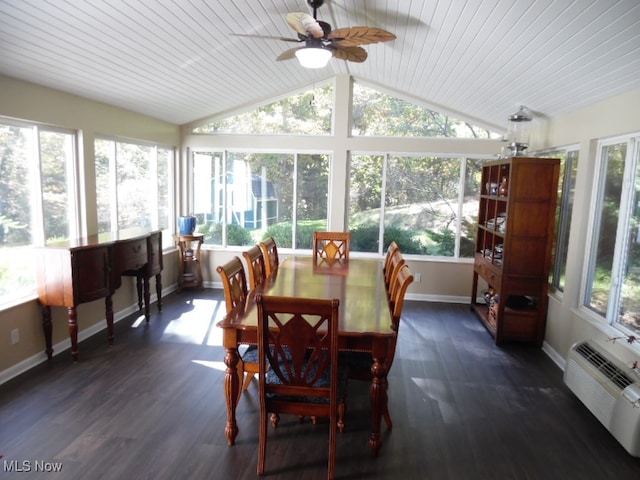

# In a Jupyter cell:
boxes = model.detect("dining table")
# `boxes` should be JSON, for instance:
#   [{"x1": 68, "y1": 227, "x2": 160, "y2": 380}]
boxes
[{"x1": 216, "y1": 255, "x2": 396, "y2": 457}]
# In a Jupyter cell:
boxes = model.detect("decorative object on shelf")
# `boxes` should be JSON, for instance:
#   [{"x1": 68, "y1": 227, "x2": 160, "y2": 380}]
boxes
[
  {"x1": 178, "y1": 215, "x2": 196, "y2": 235},
  {"x1": 485, "y1": 182, "x2": 499, "y2": 195},
  {"x1": 499, "y1": 176, "x2": 508, "y2": 196},
  {"x1": 506, "y1": 106, "x2": 532, "y2": 156}
]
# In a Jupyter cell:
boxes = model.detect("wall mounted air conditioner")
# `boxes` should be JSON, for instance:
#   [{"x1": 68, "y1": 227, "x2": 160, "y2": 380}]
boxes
[{"x1": 564, "y1": 339, "x2": 640, "y2": 457}]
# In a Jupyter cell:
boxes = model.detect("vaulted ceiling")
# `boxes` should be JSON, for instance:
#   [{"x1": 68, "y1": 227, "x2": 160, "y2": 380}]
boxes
[{"x1": 1, "y1": 0, "x2": 639, "y2": 131}]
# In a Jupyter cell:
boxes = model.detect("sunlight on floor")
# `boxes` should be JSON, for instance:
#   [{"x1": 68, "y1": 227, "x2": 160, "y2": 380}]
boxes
[
  {"x1": 412, "y1": 376, "x2": 459, "y2": 423},
  {"x1": 159, "y1": 297, "x2": 226, "y2": 346},
  {"x1": 191, "y1": 359, "x2": 227, "y2": 372},
  {"x1": 131, "y1": 315, "x2": 147, "y2": 328}
]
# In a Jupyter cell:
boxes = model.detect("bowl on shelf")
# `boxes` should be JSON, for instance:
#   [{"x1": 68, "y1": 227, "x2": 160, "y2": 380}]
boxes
[{"x1": 182, "y1": 273, "x2": 195, "y2": 283}]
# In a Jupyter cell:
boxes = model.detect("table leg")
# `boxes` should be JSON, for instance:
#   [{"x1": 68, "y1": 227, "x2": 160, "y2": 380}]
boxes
[
  {"x1": 42, "y1": 305, "x2": 53, "y2": 360},
  {"x1": 136, "y1": 275, "x2": 144, "y2": 311},
  {"x1": 155, "y1": 272, "x2": 163, "y2": 312},
  {"x1": 369, "y1": 342, "x2": 388, "y2": 457},
  {"x1": 105, "y1": 295, "x2": 114, "y2": 345},
  {"x1": 143, "y1": 275, "x2": 151, "y2": 322},
  {"x1": 224, "y1": 346, "x2": 241, "y2": 445},
  {"x1": 67, "y1": 306, "x2": 79, "y2": 362}
]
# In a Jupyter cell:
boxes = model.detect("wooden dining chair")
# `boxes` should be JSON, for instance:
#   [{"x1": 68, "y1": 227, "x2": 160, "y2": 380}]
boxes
[
  {"x1": 383, "y1": 241, "x2": 400, "y2": 283},
  {"x1": 256, "y1": 294, "x2": 346, "y2": 480},
  {"x1": 259, "y1": 236, "x2": 279, "y2": 278},
  {"x1": 313, "y1": 231, "x2": 351, "y2": 263},
  {"x1": 242, "y1": 245, "x2": 267, "y2": 292},
  {"x1": 216, "y1": 256, "x2": 260, "y2": 392},
  {"x1": 342, "y1": 264, "x2": 414, "y2": 430},
  {"x1": 384, "y1": 247, "x2": 405, "y2": 294}
]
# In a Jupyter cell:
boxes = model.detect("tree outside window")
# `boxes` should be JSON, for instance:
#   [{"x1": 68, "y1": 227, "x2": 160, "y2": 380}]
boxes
[
  {"x1": 586, "y1": 138, "x2": 640, "y2": 336},
  {"x1": 95, "y1": 138, "x2": 171, "y2": 238},
  {"x1": 0, "y1": 121, "x2": 77, "y2": 306},
  {"x1": 348, "y1": 154, "x2": 483, "y2": 256}
]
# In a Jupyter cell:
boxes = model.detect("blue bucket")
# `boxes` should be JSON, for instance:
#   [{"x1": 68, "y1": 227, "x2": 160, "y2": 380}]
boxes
[{"x1": 178, "y1": 216, "x2": 196, "y2": 235}]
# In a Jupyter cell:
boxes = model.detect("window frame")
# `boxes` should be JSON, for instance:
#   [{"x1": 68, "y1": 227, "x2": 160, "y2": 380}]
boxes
[
  {"x1": 0, "y1": 117, "x2": 80, "y2": 307},
  {"x1": 190, "y1": 148, "x2": 331, "y2": 250},
  {"x1": 348, "y1": 151, "x2": 490, "y2": 258},
  {"x1": 534, "y1": 145, "x2": 579, "y2": 293},
  {"x1": 94, "y1": 136, "x2": 175, "y2": 249},
  {"x1": 582, "y1": 133, "x2": 640, "y2": 336}
]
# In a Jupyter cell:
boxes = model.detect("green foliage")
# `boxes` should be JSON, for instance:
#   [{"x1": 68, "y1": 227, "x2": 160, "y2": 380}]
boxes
[
  {"x1": 263, "y1": 222, "x2": 293, "y2": 248},
  {"x1": 350, "y1": 224, "x2": 428, "y2": 254},
  {"x1": 199, "y1": 222, "x2": 254, "y2": 246},
  {"x1": 262, "y1": 219, "x2": 327, "y2": 249},
  {"x1": 193, "y1": 83, "x2": 333, "y2": 135},
  {"x1": 425, "y1": 229, "x2": 455, "y2": 256},
  {"x1": 351, "y1": 83, "x2": 501, "y2": 139},
  {"x1": 459, "y1": 218, "x2": 477, "y2": 258}
]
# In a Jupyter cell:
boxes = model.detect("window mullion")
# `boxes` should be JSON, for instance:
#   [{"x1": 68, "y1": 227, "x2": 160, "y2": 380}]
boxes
[
  {"x1": 292, "y1": 153, "x2": 298, "y2": 250},
  {"x1": 455, "y1": 157, "x2": 466, "y2": 259},
  {"x1": 378, "y1": 154, "x2": 389, "y2": 255},
  {"x1": 31, "y1": 126, "x2": 45, "y2": 246}
]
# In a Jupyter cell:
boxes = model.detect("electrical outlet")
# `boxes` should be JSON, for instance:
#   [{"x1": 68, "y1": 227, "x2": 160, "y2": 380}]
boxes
[
  {"x1": 10, "y1": 328, "x2": 19, "y2": 345},
  {"x1": 414, "y1": 272, "x2": 421, "y2": 282}
]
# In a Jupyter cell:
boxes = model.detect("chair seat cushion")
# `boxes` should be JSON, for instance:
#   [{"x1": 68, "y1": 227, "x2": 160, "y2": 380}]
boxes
[
  {"x1": 266, "y1": 362, "x2": 349, "y2": 404},
  {"x1": 240, "y1": 344, "x2": 259, "y2": 363},
  {"x1": 242, "y1": 345, "x2": 293, "y2": 364}
]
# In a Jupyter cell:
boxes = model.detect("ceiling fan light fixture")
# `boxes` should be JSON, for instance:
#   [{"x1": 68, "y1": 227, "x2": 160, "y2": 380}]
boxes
[{"x1": 295, "y1": 47, "x2": 331, "y2": 68}]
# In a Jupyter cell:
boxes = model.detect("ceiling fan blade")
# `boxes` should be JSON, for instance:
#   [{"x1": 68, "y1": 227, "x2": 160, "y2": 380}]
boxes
[
  {"x1": 276, "y1": 47, "x2": 301, "y2": 62},
  {"x1": 286, "y1": 12, "x2": 324, "y2": 39},
  {"x1": 231, "y1": 33, "x2": 301, "y2": 43},
  {"x1": 331, "y1": 45, "x2": 368, "y2": 63},
  {"x1": 328, "y1": 27, "x2": 396, "y2": 47}
]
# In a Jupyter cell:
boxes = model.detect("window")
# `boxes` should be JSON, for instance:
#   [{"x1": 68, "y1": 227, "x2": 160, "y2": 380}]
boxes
[
  {"x1": 95, "y1": 138, "x2": 172, "y2": 243},
  {"x1": 352, "y1": 83, "x2": 501, "y2": 139},
  {"x1": 348, "y1": 154, "x2": 483, "y2": 256},
  {"x1": 192, "y1": 150, "x2": 329, "y2": 248},
  {"x1": 0, "y1": 120, "x2": 78, "y2": 306},
  {"x1": 191, "y1": 83, "x2": 333, "y2": 135},
  {"x1": 585, "y1": 135, "x2": 640, "y2": 336},
  {"x1": 544, "y1": 148, "x2": 579, "y2": 292}
]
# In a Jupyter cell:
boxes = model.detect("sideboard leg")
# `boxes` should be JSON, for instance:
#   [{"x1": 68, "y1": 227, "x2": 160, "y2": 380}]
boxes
[
  {"x1": 67, "y1": 306, "x2": 79, "y2": 362},
  {"x1": 42, "y1": 305, "x2": 53, "y2": 360}
]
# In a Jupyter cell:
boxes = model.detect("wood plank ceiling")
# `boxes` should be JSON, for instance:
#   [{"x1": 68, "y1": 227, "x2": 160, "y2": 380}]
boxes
[{"x1": 1, "y1": 0, "x2": 639, "y2": 130}]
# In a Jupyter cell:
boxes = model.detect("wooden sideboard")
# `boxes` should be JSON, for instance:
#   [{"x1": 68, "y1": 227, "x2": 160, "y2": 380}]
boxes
[{"x1": 36, "y1": 228, "x2": 163, "y2": 361}]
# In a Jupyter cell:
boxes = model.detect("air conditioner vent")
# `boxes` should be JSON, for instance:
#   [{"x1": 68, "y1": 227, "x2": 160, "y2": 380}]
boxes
[
  {"x1": 575, "y1": 341, "x2": 635, "y2": 390},
  {"x1": 565, "y1": 340, "x2": 640, "y2": 457}
]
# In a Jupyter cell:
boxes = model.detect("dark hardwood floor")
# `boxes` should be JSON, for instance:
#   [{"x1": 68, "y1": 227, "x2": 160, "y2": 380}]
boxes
[{"x1": 1, "y1": 289, "x2": 639, "y2": 479}]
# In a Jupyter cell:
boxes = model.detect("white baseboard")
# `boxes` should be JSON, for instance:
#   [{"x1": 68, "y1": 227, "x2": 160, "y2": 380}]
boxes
[{"x1": 542, "y1": 341, "x2": 565, "y2": 371}]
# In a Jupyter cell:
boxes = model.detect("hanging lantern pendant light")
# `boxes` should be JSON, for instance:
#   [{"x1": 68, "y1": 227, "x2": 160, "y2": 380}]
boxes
[{"x1": 507, "y1": 106, "x2": 532, "y2": 156}]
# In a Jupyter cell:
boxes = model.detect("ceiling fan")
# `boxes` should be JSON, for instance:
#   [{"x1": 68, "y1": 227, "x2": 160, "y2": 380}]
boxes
[{"x1": 233, "y1": 0, "x2": 396, "y2": 68}]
